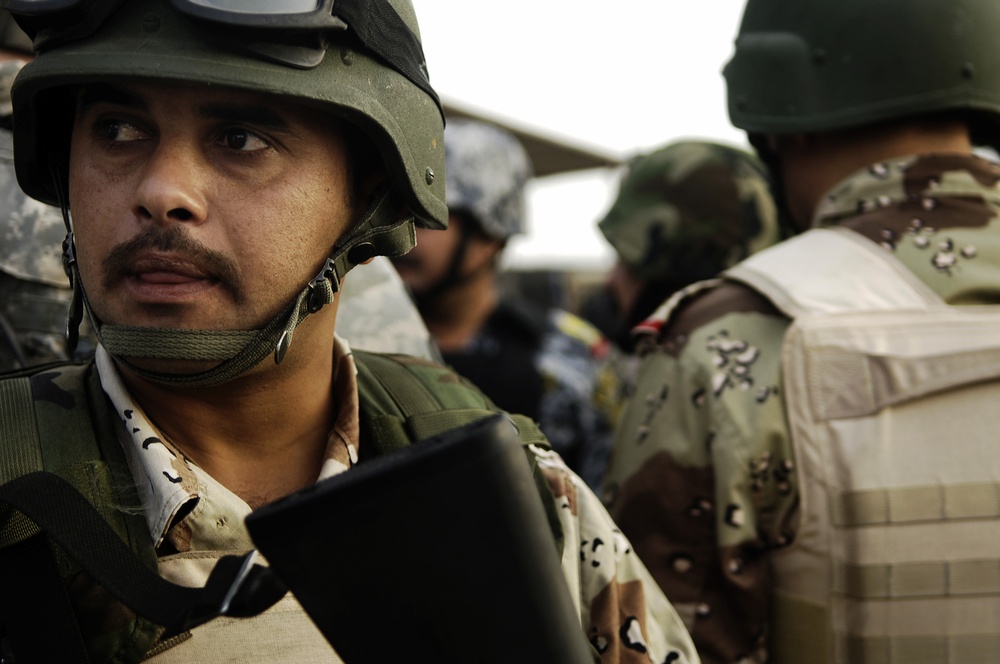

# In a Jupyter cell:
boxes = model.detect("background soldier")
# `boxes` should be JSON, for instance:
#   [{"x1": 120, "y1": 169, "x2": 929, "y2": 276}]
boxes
[
  {"x1": 394, "y1": 118, "x2": 619, "y2": 490},
  {"x1": 603, "y1": 0, "x2": 1000, "y2": 662},
  {"x1": 581, "y1": 139, "x2": 781, "y2": 398},
  {"x1": 0, "y1": 11, "x2": 94, "y2": 368}
]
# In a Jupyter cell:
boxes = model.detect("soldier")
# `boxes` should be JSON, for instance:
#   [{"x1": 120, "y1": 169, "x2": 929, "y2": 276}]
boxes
[
  {"x1": 0, "y1": 10, "x2": 432, "y2": 371},
  {"x1": 0, "y1": 11, "x2": 94, "y2": 369},
  {"x1": 582, "y1": 140, "x2": 781, "y2": 396},
  {"x1": 393, "y1": 118, "x2": 619, "y2": 491},
  {"x1": 0, "y1": 1, "x2": 700, "y2": 662},
  {"x1": 603, "y1": 1, "x2": 1000, "y2": 662}
]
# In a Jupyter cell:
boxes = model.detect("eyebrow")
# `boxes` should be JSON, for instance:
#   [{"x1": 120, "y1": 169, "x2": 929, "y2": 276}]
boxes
[
  {"x1": 198, "y1": 103, "x2": 291, "y2": 132},
  {"x1": 77, "y1": 83, "x2": 148, "y2": 115},
  {"x1": 76, "y1": 83, "x2": 292, "y2": 132}
]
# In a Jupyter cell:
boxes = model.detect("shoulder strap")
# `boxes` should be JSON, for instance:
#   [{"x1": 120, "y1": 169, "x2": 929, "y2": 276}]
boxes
[
  {"x1": 0, "y1": 366, "x2": 287, "y2": 662},
  {"x1": 725, "y1": 226, "x2": 945, "y2": 318},
  {"x1": 0, "y1": 373, "x2": 91, "y2": 662},
  {"x1": 353, "y1": 350, "x2": 548, "y2": 457}
]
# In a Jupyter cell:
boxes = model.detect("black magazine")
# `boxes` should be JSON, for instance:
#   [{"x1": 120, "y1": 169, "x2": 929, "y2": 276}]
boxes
[{"x1": 245, "y1": 413, "x2": 594, "y2": 663}]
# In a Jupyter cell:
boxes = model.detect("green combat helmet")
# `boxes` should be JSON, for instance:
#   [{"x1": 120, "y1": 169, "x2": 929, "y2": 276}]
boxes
[
  {"x1": 7, "y1": 0, "x2": 446, "y2": 386},
  {"x1": 598, "y1": 140, "x2": 781, "y2": 287},
  {"x1": 724, "y1": 0, "x2": 1000, "y2": 151}
]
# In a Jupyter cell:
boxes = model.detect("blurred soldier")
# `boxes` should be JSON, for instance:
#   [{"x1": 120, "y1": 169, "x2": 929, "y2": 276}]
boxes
[
  {"x1": 336, "y1": 255, "x2": 439, "y2": 360},
  {"x1": 0, "y1": 12, "x2": 93, "y2": 368},
  {"x1": 394, "y1": 118, "x2": 619, "y2": 490},
  {"x1": 582, "y1": 140, "x2": 781, "y2": 395},
  {"x1": 0, "y1": 1, "x2": 698, "y2": 662},
  {"x1": 603, "y1": 0, "x2": 1000, "y2": 662}
]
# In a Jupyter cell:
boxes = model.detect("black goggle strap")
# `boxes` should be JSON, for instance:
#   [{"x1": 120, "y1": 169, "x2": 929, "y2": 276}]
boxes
[
  {"x1": 98, "y1": 188, "x2": 412, "y2": 388},
  {"x1": 333, "y1": 0, "x2": 440, "y2": 115}
]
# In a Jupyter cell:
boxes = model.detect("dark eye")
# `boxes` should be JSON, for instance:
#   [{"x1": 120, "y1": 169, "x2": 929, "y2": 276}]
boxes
[
  {"x1": 96, "y1": 119, "x2": 144, "y2": 142},
  {"x1": 221, "y1": 129, "x2": 269, "y2": 152}
]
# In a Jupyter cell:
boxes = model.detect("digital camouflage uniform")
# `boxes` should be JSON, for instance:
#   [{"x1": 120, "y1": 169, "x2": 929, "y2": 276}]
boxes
[
  {"x1": 442, "y1": 297, "x2": 618, "y2": 491},
  {"x1": 431, "y1": 119, "x2": 620, "y2": 491},
  {"x1": 602, "y1": 153, "x2": 1000, "y2": 663},
  {"x1": 0, "y1": 59, "x2": 93, "y2": 369},
  {"x1": 337, "y1": 255, "x2": 440, "y2": 361}
]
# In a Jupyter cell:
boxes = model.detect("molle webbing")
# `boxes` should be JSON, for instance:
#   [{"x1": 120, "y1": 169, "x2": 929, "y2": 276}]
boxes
[
  {"x1": 0, "y1": 375, "x2": 42, "y2": 545},
  {"x1": 352, "y1": 350, "x2": 562, "y2": 556},
  {"x1": 770, "y1": 593, "x2": 1000, "y2": 664},
  {"x1": 744, "y1": 229, "x2": 1000, "y2": 664},
  {"x1": 353, "y1": 349, "x2": 548, "y2": 453}
]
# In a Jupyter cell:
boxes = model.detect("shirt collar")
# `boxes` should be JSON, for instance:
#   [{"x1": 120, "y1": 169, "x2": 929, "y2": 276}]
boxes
[{"x1": 96, "y1": 336, "x2": 362, "y2": 551}]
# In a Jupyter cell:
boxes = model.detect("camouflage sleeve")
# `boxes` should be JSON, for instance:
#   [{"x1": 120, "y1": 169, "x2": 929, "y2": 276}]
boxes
[
  {"x1": 528, "y1": 444, "x2": 701, "y2": 664},
  {"x1": 602, "y1": 310, "x2": 797, "y2": 664}
]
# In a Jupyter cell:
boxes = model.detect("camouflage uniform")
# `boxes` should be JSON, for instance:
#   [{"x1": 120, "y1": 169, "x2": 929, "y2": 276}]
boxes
[
  {"x1": 602, "y1": 153, "x2": 1000, "y2": 663},
  {"x1": 586, "y1": 141, "x2": 781, "y2": 419},
  {"x1": 442, "y1": 297, "x2": 618, "y2": 491},
  {"x1": 0, "y1": 59, "x2": 93, "y2": 369},
  {"x1": 7, "y1": 338, "x2": 701, "y2": 663},
  {"x1": 403, "y1": 118, "x2": 621, "y2": 491},
  {"x1": 337, "y1": 256, "x2": 440, "y2": 361},
  {"x1": 0, "y1": 1, "x2": 699, "y2": 661}
]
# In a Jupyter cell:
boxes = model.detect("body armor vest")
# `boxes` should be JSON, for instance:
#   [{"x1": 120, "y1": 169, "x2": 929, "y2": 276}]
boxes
[{"x1": 727, "y1": 228, "x2": 1000, "y2": 663}]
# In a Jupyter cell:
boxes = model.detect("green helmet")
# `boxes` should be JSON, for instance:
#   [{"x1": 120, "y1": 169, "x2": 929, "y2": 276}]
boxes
[
  {"x1": 11, "y1": 0, "x2": 445, "y2": 225},
  {"x1": 724, "y1": 0, "x2": 1000, "y2": 148},
  {"x1": 6, "y1": 0, "x2": 446, "y2": 386},
  {"x1": 598, "y1": 140, "x2": 781, "y2": 284}
]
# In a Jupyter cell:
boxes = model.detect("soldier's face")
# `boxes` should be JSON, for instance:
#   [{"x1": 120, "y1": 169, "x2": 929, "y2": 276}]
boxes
[
  {"x1": 393, "y1": 212, "x2": 499, "y2": 297},
  {"x1": 393, "y1": 217, "x2": 463, "y2": 295},
  {"x1": 67, "y1": 80, "x2": 354, "y2": 335}
]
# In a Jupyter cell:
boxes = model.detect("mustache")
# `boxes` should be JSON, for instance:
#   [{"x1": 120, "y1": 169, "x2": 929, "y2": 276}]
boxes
[{"x1": 101, "y1": 226, "x2": 245, "y2": 302}]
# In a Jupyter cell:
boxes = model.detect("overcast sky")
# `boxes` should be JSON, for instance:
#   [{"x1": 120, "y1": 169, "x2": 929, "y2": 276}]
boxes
[{"x1": 413, "y1": 2, "x2": 750, "y2": 271}]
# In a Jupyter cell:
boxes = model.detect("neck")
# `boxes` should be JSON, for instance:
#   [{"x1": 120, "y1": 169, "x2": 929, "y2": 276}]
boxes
[
  {"x1": 119, "y1": 309, "x2": 338, "y2": 508},
  {"x1": 418, "y1": 268, "x2": 499, "y2": 353},
  {"x1": 780, "y1": 117, "x2": 974, "y2": 227}
]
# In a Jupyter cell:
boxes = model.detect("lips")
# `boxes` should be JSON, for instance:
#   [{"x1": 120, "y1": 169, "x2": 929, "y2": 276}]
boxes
[{"x1": 123, "y1": 253, "x2": 220, "y2": 299}]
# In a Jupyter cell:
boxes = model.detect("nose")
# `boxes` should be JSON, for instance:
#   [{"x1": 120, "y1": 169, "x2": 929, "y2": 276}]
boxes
[{"x1": 133, "y1": 141, "x2": 208, "y2": 226}]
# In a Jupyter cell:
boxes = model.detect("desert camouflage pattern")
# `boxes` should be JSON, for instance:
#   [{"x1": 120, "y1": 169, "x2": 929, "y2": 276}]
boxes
[
  {"x1": 12, "y1": 339, "x2": 700, "y2": 662},
  {"x1": 602, "y1": 153, "x2": 1000, "y2": 663},
  {"x1": 444, "y1": 118, "x2": 532, "y2": 240},
  {"x1": 598, "y1": 141, "x2": 781, "y2": 283},
  {"x1": 0, "y1": 59, "x2": 95, "y2": 369}
]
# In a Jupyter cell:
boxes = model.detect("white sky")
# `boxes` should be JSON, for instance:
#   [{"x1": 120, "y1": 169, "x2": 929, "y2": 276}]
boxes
[{"x1": 413, "y1": 2, "x2": 749, "y2": 271}]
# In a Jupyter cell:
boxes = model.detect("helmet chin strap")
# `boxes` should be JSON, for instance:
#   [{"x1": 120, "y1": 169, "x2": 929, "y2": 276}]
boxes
[{"x1": 61, "y1": 187, "x2": 415, "y2": 388}]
